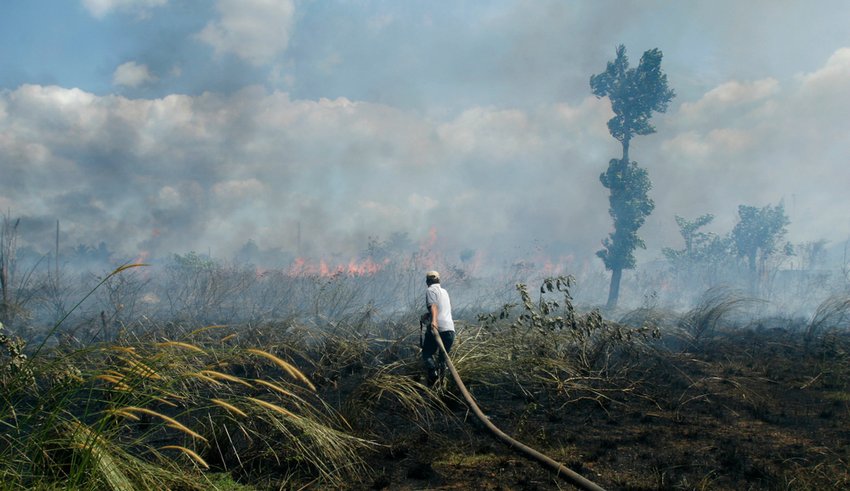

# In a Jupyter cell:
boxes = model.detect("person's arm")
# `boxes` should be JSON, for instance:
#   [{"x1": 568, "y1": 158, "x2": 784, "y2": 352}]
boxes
[{"x1": 430, "y1": 303, "x2": 439, "y2": 331}]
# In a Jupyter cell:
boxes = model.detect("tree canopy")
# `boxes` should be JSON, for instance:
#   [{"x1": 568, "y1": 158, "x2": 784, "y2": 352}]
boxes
[
  {"x1": 596, "y1": 158, "x2": 654, "y2": 272},
  {"x1": 732, "y1": 202, "x2": 791, "y2": 273},
  {"x1": 590, "y1": 45, "x2": 675, "y2": 155}
]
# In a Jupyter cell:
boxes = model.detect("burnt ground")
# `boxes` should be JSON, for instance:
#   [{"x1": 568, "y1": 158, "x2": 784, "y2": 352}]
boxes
[{"x1": 342, "y1": 328, "x2": 850, "y2": 490}]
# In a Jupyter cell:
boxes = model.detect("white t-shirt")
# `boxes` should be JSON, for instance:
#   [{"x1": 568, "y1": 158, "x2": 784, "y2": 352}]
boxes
[{"x1": 426, "y1": 284, "x2": 455, "y2": 332}]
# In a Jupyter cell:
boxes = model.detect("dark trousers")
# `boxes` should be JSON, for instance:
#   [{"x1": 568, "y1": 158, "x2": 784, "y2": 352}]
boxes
[{"x1": 422, "y1": 329, "x2": 455, "y2": 385}]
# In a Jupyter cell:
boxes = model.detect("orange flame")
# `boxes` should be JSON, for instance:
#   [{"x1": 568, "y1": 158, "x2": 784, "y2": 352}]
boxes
[
  {"x1": 416, "y1": 227, "x2": 443, "y2": 272},
  {"x1": 287, "y1": 257, "x2": 388, "y2": 277},
  {"x1": 541, "y1": 254, "x2": 575, "y2": 276}
]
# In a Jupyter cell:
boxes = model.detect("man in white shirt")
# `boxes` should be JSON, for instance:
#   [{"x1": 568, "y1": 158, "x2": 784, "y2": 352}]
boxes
[{"x1": 422, "y1": 270, "x2": 455, "y2": 386}]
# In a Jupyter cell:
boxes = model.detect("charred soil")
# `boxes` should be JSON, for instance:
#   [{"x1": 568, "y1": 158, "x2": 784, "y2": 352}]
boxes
[{"x1": 340, "y1": 327, "x2": 850, "y2": 490}]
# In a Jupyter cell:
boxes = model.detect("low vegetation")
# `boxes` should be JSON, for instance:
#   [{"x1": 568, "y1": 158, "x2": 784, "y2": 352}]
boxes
[{"x1": 2, "y1": 270, "x2": 850, "y2": 490}]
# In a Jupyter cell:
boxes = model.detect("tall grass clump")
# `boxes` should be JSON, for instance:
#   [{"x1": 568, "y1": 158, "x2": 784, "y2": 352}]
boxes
[
  {"x1": 0, "y1": 265, "x2": 374, "y2": 490},
  {"x1": 678, "y1": 286, "x2": 756, "y2": 345},
  {"x1": 344, "y1": 363, "x2": 452, "y2": 433},
  {"x1": 805, "y1": 294, "x2": 850, "y2": 343}
]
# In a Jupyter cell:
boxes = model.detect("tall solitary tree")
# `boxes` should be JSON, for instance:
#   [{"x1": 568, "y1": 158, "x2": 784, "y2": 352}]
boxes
[{"x1": 590, "y1": 45, "x2": 675, "y2": 309}]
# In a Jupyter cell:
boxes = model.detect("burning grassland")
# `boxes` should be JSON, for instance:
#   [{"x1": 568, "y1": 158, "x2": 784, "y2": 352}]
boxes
[{"x1": 1, "y1": 271, "x2": 850, "y2": 489}]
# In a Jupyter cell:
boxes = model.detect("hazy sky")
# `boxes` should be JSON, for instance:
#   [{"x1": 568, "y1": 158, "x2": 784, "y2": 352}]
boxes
[{"x1": 2, "y1": 0, "x2": 850, "y2": 271}]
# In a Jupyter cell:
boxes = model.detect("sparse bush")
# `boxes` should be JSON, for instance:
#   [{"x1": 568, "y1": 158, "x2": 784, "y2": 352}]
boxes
[{"x1": 463, "y1": 277, "x2": 660, "y2": 411}]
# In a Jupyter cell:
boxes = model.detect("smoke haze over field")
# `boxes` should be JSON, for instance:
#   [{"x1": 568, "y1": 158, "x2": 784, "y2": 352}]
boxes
[{"x1": 2, "y1": 1, "x2": 850, "y2": 278}]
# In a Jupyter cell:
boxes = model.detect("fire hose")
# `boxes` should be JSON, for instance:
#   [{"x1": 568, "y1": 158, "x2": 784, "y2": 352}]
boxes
[{"x1": 427, "y1": 323, "x2": 606, "y2": 491}]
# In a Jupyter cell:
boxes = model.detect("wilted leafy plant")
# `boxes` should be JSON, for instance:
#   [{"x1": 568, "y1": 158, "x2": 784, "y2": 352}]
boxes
[{"x1": 463, "y1": 277, "x2": 660, "y2": 410}]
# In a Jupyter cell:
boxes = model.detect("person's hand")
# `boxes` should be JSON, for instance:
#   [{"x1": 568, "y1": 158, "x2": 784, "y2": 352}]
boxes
[{"x1": 431, "y1": 321, "x2": 438, "y2": 331}]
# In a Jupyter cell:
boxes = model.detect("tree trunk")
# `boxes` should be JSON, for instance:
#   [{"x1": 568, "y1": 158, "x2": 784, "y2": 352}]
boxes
[
  {"x1": 748, "y1": 252, "x2": 758, "y2": 296},
  {"x1": 622, "y1": 138, "x2": 630, "y2": 163},
  {"x1": 605, "y1": 136, "x2": 629, "y2": 312},
  {"x1": 606, "y1": 267, "x2": 622, "y2": 310}
]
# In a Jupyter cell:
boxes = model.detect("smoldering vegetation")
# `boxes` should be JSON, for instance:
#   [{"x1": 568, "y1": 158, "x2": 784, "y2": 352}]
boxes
[
  {"x1": 4, "y1": 221, "x2": 849, "y2": 344},
  {"x1": 2, "y1": 219, "x2": 850, "y2": 489}
]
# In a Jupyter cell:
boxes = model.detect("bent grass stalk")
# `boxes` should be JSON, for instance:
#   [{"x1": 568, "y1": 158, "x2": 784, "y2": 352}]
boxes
[
  {"x1": 120, "y1": 406, "x2": 207, "y2": 442},
  {"x1": 155, "y1": 340, "x2": 207, "y2": 355},
  {"x1": 247, "y1": 397, "x2": 298, "y2": 419},
  {"x1": 159, "y1": 445, "x2": 209, "y2": 469},
  {"x1": 197, "y1": 369, "x2": 254, "y2": 388},
  {"x1": 245, "y1": 348, "x2": 316, "y2": 391},
  {"x1": 210, "y1": 398, "x2": 248, "y2": 418},
  {"x1": 119, "y1": 356, "x2": 163, "y2": 380},
  {"x1": 252, "y1": 378, "x2": 297, "y2": 398},
  {"x1": 94, "y1": 374, "x2": 125, "y2": 385},
  {"x1": 151, "y1": 396, "x2": 179, "y2": 407},
  {"x1": 107, "y1": 409, "x2": 142, "y2": 421},
  {"x1": 187, "y1": 371, "x2": 225, "y2": 386}
]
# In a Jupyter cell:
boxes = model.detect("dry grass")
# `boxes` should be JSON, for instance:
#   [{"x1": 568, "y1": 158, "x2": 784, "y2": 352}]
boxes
[
  {"x1": 344, "y1": 365, "x2": 452, "y2": 432},
  {"x1": 155, "y1": 340, "x2": 207, "y2": 355},
  {"x1": 4, "y1": 269, "x2": 850, "y2": 490},
  {"x1": 678, "y1": 286, "x2": 756, "y2": 343},
  {"x1": 209, "y1": 398, "x2": 248, "y2": 418},
  {"x1": 0, "y1": 322, "x2": 374, "y2": 490},
  {"x1": 159, "y1": 445, "x2": 210, "y2": 470},
  {"x1": 806, "y1": 294, "x2": 850, "y2": 342},
  {"x1": 244, "y1": 348, "x2": 316, "y2": 391}
]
